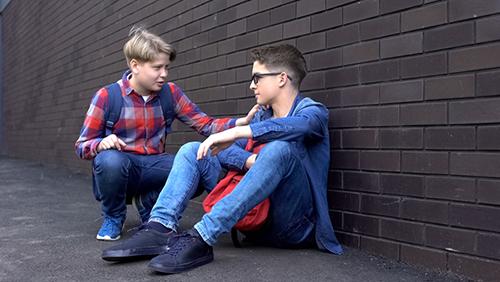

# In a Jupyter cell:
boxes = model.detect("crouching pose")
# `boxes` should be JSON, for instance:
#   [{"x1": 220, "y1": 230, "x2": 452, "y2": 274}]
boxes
[{"x1": 101, "y1": 44, "x2": 343, "y2": 273}]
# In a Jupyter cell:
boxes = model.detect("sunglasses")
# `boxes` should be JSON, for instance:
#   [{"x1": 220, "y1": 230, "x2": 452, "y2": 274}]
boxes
[{"x1": 251, "y1": 72, "x2": 293, "y2": 85}]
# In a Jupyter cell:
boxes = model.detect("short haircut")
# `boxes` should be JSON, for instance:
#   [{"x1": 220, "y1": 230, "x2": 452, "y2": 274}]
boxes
[
  {"x1": 250, "y1": 44, "x2": 307, "y2": 89},
  {"x1": 123, "y1": 26, "x2": 176, "y2": 66}
]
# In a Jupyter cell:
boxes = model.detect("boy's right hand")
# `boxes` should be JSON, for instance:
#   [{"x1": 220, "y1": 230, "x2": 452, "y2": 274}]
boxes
[{"x1": 97, "y1": 134, "x2": 126, "y2": 152}]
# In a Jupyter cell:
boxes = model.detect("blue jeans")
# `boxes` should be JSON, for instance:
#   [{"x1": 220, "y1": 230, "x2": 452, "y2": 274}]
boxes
[
  {"x1": 92, "y1": 150, "x2": 175, "y2": 223},
  {"x1": 149, "y1": 141, "x2": 315, "y2": 247}
]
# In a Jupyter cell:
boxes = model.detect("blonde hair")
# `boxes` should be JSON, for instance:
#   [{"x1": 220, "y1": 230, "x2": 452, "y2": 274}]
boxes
[{"x1": 123, "y1": 26, "x2": 176, "y2": 65}]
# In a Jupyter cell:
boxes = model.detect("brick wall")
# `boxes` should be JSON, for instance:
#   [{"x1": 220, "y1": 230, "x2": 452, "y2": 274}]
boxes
[{"x1": 3, "y1": 0, "x2": 500, "y2": 280}]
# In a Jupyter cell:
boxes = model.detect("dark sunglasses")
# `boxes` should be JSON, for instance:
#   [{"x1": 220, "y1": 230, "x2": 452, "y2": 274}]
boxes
[{"x1": 251, "y1": 72, "x2": 293, "y2": 85}]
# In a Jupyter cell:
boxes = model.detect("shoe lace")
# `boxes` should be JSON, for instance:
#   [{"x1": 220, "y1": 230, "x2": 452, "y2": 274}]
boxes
[
  {"x1": 166, "y1": 233, "x2": 194, "y2": 256},
  {"x1": 102, "y1": 218, "x2": 119, "y2": 232}
]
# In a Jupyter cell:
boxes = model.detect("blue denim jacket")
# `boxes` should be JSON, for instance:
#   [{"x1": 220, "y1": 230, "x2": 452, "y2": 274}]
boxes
[{"x1": 217, "y1": 95, "x2": 343, "y2": 254}]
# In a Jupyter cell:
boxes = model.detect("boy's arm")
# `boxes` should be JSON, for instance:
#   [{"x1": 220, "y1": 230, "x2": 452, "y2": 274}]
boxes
[
  {"x1": 170, "y1": 83, "x2": 256, "y2": 136},
  {"x1": 75, "y1": 89, "x2": 108, "y2": 160},
  {"x1": 249, "y1": 104, "x2": 328, "y2": 142},
  {"x1": 215, "y1": 138, "x2": 252, "y2": 171},
  {"x1": 196, "y1": 104, "x2": 328, "y2": 159}
]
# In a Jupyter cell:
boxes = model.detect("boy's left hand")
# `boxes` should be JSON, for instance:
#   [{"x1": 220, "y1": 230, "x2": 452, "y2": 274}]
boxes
[
  {"x1": 235, "y1": 104, "x2": 260, "y2": 126},
  {"x1": 197, "y1": 126, "x2": 253, "y2": 160}
]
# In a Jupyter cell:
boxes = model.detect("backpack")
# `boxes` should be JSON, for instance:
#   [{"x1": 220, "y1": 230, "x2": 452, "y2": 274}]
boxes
[
  {"x1": 102, "y1": 82, "x2": 176, "y2": 137},
  {"x1": 202, "y1": 139, "x2": 270, "y2": 247}
]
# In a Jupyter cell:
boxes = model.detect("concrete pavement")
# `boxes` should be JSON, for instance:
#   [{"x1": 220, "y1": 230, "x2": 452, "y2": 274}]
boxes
[{"x1": 0, "y1": 156, "x2": 467, "y2": 281}]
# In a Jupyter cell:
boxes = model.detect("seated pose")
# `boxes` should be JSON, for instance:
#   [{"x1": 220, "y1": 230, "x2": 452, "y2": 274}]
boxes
[
  {"x1": 75, "y1": 26, "x2": 256, "y2": 241},
  {"x1": 101, "y1": 44, "x2": 343, "y2": 273}
]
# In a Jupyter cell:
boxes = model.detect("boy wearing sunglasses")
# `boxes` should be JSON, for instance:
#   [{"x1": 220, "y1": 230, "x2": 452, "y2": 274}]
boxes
[{"x1": 101, "y1": 44, "x2": 343, "y2": 273}]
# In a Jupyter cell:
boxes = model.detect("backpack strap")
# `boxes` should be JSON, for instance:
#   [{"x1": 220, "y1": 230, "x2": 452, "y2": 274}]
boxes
[
  {"x1": 158, "y1": 83, "x2": 176, "y2": 134},
  {"x1": 103, "y1": 83, "x2": 123, "y2": 137}
]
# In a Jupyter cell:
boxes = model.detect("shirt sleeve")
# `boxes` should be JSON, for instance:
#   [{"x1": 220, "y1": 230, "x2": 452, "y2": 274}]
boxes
[
  {"x1": 249, "y1": 103, "x2": 328, "y2": 143},
  {"x1": 169, "y1": 83, "x2": 236, "y2": 136},
  {"x1": 215, "y1": 138, "x2": 252, "y2": 171},
  {"x1": 74, "y1": 88, "x2": 108, "y2": 160}
]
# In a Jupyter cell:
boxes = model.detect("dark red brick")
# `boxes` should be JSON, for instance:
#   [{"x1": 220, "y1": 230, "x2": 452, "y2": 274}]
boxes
[
  {"x1": 361, "y1": 194, "x2": 400, "y2": 217},
  {"x1": 343, "y1": 41, "x2": 379, "y2": 65},
  {"x1": 401, "y1": 198, "x2": 448, "y2": 224},
  {"x1": 476, "y1": 70, "x2": 500, "y2": 97},
  {"x1": 401, "y1": 151, "x2": 449, "y2": 174},
  {"x1": 380, "y1": 219, "x2": 425, "y2": 244},
  {"x1": 343, "y1": 212, "x2": 380, "y2": 236},
  {"x1": 380, "y1": 32, "x2": 423, "y2": 59},
  {"x1": 450, "y1": 203, "x2": 500, "y2": 232},
  {"x1": 449, "y1": 0, "x2": 500, "y2": 22},
  {"x1": 343, "y1": 171, "x2": 380, "y2": 193},
  {"x1": 379, "y1": 80, "x2": 423, "y2": 104},
  {"x1": 400, "y1": 53, "x2": 447, "y2": 79},
  {"x1": 477, "y1": 179, "x2": 500, "y2": 206},
  {"x1": 380, "y1": 0, "x2": 422, "y2": 14},
  {"x1": 360, "y1": 237, "x2": 400, "y2": 259},
  {"x1": 449, "y1": 42, "x2": 500, "y2": 73},
  {"x1": 425, "y1": 225, "x2": 476, "y2": 254},
  {"x1": 342, "y1": 129, "x2": 378, "y2": 148},
  {"x1": 359, "y1": 105, "x2": 399, "y2": 127},
  {"x1": 424, "y1": 22, "x2": 474, "y2": 52},
  {"x1": 401, "y1": 2, "x2": 447, "y2": 32},
  {"x1": 360, "y1": 151, "x2": 401, "y2": 172},
  {"x1": 359, "y1": 14, "x2": 399, "y2": 40},
  {"x1": 360, "y1": 60, "x2": 399, "y2": 83},
  {"x1": 400, "y1": 245, "x2": 447, "y2": 270},
  {"x1": 340, "y1": 85, "x2": 380, "y2": 106},
  {"x1": 380, "y1": 173, "x2": 425, "y2": 197},
  {"x1": 379, "y1": 128, "x2": 423, "y2": 150},
  {"x1": 343, "y1": 0, "x2": 379, "y2": 24},
  {"x1": 424, "y1": 74, "x2": 474, "y2": 100},
  {"x1": 327, "y1": 24, "x2": 360, "y2": 47},
  {"x1": 400, "y1": 102, "x2": 447, "y2": 126},
  {"x1": 425, "y1": 176, "x2": 476, "y2": 203},
  {"x1": 425, "y1": 127, "x2": 475, "y2": 150}
]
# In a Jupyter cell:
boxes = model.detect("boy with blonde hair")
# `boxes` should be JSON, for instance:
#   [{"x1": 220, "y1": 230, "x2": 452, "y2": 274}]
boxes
[{"x1": 75, "y1": 27, "x2": 256, "y2": 241}]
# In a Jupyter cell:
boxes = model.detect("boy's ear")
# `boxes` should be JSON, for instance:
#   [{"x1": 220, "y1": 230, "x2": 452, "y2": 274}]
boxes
[{"x1": 129, "y1": 59, "x2": 140, "y2": 74}]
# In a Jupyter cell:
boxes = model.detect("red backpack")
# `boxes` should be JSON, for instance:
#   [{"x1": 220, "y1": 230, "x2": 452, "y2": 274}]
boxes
[{"x1": 202, "y1": 139, "x2": 269, "y2": 232}]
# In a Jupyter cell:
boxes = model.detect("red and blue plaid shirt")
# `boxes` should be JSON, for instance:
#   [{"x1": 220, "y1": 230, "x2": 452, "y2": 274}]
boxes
[{"x1": 75, "y1": 71, "x2": 236, "y2": 159}]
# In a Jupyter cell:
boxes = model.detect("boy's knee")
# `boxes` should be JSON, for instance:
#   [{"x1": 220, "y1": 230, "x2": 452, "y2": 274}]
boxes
[
  {"x1": 93, "y1": 150, "x2": 128, "y2": 174},
  {"x1": 178, "y1": 141, "x2": 202, "y2": 156},
  {"x1": 261, "y1": 141, "x2": 293, "y2": 159}
]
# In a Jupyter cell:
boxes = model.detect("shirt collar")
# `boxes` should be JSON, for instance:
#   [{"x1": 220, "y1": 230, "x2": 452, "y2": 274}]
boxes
[{"x1": 121, "y1": 70, "x2": 135, "y2": 96}]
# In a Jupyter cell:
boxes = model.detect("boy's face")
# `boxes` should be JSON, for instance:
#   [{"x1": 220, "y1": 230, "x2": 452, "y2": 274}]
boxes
[
  {"x1": 130, "y1": 52, "x2": 170, "y2": 94},
  {"x1": 249, "y1": 61, "x2": 282, "y2": 105}
]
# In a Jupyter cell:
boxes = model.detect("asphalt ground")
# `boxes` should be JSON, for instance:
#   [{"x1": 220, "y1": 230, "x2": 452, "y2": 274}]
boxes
[{"x1": 0, "y1": 156, "x2": 468, "y2": 281}]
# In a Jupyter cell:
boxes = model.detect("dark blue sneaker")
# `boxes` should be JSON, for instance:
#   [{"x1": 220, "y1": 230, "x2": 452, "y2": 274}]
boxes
[
  {"x1": 96, "y1": 217, "x2": 124, "y2": 241},
  {"x1": 148, "y1": 228, "x2": 213, "y2": 274},
  {"x1": 101, "y1": 224, "x2": 174, "y2": 261}
]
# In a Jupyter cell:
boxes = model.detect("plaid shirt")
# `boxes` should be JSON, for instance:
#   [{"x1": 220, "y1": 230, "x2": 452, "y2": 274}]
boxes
[{"x1": 75, "y1": 71, "x2": 236, "y2": 160}]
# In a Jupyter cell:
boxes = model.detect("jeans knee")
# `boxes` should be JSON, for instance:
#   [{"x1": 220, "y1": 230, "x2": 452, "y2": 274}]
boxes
[
  {"x1": 260, "y1": 141, "x2": 293, "y2": 161},
  {"x1": 178, "y1": 141, "x2": 201, "y2": 157},
  {"x1": 93, "y1": 150, "x2": 129, "y2": 177}
]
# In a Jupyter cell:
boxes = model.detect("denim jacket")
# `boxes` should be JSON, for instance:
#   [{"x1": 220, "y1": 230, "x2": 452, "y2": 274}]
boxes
[{"x1": 217, "y1": 95, "x2": 343, "y2": 254}]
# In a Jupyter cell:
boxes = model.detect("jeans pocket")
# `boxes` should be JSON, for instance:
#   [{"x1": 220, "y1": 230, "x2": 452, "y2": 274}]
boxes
[{"x1": 277, "y1": 214, "x2": 315, "y2": 246}]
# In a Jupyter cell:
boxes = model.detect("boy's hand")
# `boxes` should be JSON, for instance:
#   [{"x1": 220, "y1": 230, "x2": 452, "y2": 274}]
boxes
[
  {"x1": 235, "y1": 104, "x2": 260, "y2": 126},
  {"x1": 197, "y1": 126, "x2": 253, "y2": 160},
  {"x1": 97, "y1": 134, "x2": 126, "y2": 152},
  {"x1": 245, "y1": 154, "x2": 257, "y2": 170}
]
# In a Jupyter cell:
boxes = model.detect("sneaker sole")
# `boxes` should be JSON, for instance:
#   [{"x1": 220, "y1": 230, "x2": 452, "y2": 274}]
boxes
[
  {"x1": 147, "y1": 253, "x2": 214, "y2": 274},
  {"x1": 102, "y1": 246, "x2": 169, "y2": 262},
  {"x1": 96, "y1": 234, "x2": 121, "y2": 241}
]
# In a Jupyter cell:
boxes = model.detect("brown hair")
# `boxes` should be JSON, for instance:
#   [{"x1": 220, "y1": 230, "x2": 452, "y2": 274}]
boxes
[
  {"x1": 250, "y1": 44, "x2": 307, "y2": 89},
  {"x1": 123, "y1": 26, "x2": 176, "y2": 66}
]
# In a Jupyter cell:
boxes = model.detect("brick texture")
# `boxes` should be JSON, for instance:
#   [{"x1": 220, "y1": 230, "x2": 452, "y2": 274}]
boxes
[{"x1": 3, "y1": 1, "x2": 500, "y2": 280}]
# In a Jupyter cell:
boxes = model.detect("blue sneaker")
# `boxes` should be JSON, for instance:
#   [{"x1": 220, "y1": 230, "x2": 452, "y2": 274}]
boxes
[{"x1": 96, "y1": 217, "x2": 124, "y2": 241}]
